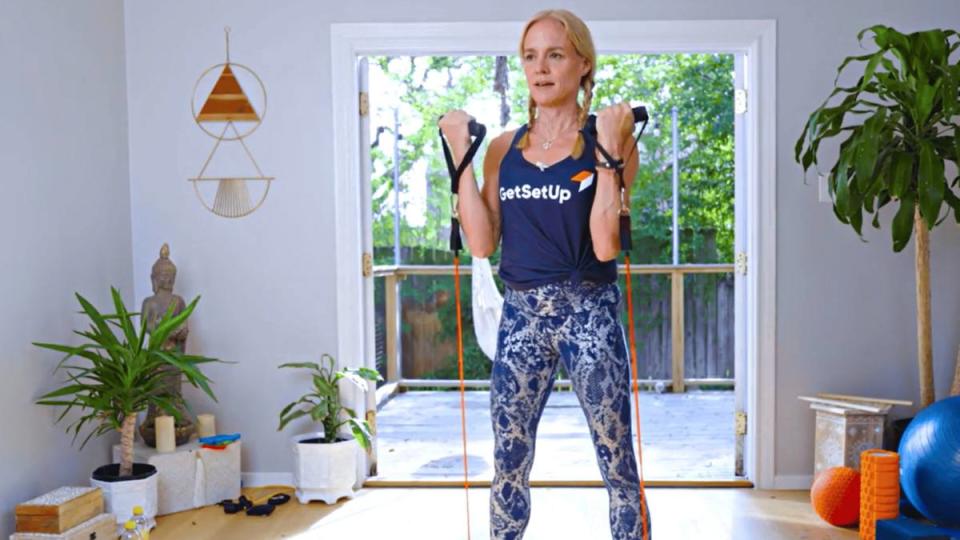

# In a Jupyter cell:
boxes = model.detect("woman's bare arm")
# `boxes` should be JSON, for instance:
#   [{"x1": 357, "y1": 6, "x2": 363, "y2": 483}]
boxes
[{"x1": 455, "y1": 130, "x2": 512, "y2": 258}]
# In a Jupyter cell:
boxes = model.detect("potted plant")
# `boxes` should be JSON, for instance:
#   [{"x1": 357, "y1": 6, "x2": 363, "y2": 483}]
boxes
[
  {"x1": 33, "y1": 287, "x2": 221, "y2": 525},
  {"x1": 277, "y1": 353, "x2": 381, "y2": 504},
  {"x1": 795, "y1": 25, "x2": 960, "y2": 411}
]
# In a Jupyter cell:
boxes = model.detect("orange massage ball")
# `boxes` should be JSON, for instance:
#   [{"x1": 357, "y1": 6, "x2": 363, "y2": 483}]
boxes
[{"x1": 810, "y1": 466, "x2": 861, "y2": 526}]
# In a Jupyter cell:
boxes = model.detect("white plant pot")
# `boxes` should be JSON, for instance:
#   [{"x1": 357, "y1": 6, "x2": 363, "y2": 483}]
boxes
[
  {"x1": 90, "y1": 463, "x2": 158, "y2": 528},
  {"x1": 291, "y1": 432, "x2": 359, "y2": 504}
]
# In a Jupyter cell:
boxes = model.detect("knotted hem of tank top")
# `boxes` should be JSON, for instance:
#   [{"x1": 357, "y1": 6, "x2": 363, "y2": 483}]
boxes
[{"x1": 504, "y1": 276, "x2": 619, "y2": 318}]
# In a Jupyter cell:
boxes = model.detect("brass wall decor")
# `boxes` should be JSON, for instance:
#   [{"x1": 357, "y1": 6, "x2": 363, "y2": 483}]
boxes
[{"x1": 190, "y1": 27, "x2": 273, "y2": 218}]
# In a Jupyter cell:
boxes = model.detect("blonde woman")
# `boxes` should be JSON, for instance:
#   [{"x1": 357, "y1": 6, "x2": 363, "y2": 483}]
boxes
[{"x1": 440, "y1": 9, "x2": 651, "y2": 540}]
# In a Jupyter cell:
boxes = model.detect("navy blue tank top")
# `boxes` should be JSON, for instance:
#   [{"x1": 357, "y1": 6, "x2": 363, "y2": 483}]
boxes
[{"x1": 497, "y1": 124, "x2": 617, "y2": 290}]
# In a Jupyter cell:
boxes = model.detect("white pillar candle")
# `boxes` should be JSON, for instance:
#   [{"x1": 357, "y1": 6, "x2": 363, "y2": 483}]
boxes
[
  {"x1": 155, "y1": 416, "x2": 175, "y2": 453},
  {"x1": 197, "y1": 414, "x2": 216, "y2": 438}
]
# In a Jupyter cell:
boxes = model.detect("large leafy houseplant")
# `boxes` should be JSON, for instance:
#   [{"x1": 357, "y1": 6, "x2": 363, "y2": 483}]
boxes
[
  {"x1": 277, "y1": 354, "x2": 382, "y2": 450},
  {"x1": 795, "y1": 26, "x2": 960, "y2": 408},
  {"x1": 34, "y1": 287, "x2": 221, "y2": 477}
]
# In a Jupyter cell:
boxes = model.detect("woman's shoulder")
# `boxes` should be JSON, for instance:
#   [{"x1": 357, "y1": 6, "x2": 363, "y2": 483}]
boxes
[{"x1": 486, "y1": 128, "x2": 521, "y2": 163}]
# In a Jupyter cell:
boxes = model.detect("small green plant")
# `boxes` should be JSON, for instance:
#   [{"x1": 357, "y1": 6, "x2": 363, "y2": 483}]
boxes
[
  {"x1": 34, "y1": 287, "x2": 221, "y2": 477},
  {"x1": 278, "y1": 354, "x2": 382, "y2": 450}
]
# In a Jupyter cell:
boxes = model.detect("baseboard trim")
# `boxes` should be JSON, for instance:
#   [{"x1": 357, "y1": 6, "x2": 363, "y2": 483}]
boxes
[
  {"x1": 242, "y1": 472, "x2": 295, "y2": 488},
  {"x1": 773, "y1": 475, "x2": 813, "y2": 490}
]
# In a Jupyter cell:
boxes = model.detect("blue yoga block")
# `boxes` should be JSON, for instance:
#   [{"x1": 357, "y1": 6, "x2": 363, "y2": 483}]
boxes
[{"x1": 876, "y1": 517, "x2": 960, "y2": 540}]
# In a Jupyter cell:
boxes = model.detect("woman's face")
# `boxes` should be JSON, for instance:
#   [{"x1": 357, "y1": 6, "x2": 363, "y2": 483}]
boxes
[{"x1": 521, "y1": 18, "x2": 590, "y2": 109}]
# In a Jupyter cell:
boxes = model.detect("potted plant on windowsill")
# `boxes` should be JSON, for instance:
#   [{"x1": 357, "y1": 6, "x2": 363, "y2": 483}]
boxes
[
  {"x1": 795, "y1": 26, "x2": 960, "y2": 415},
  {"x1": 277, "y1": 353, "x2": 382, "y2": 504},
  {"x1": 33, "y1": 287, "x2": 221, "y2": 526}
]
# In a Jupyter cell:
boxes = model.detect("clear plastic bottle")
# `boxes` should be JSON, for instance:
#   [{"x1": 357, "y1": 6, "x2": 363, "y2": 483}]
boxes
[
  {"x1": 120, "y1": 520, "x2": 141, "y2": 540},
  {"x1": 132, "y1": 505, "x2": 150, "y2": 540}
]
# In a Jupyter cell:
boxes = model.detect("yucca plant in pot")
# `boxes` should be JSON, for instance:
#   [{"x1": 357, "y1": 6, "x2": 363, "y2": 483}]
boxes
[
  {"x1": 34, "y1": 287, "x2": 221, "y2": 525},
  {"x1": 795, "y1": 25, "x2": 960, "y2": 412},
  {"x1": 277, "y1": 353, "x2": 381, "y2": 504}
]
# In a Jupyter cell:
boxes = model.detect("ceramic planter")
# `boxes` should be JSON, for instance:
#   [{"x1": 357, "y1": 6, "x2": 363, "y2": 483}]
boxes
[
  {"x1": 291, "y1": 432, "x2": 359, "y2": 504},
  {"x1": 90, "y1": 463, "x2": 158, "y2": 528}
]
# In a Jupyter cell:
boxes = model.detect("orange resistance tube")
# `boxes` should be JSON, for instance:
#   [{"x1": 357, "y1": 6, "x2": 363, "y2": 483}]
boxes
[
  {"x1": 624, "y1": 253, "x2": 651, "y2": 540},
  {"x1": 454, "y1": 254, "x2": 473, "y2": 540}
]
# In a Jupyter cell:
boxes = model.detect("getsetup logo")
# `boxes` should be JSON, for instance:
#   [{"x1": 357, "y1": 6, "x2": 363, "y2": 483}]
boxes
[{"x1": 570, "y1": 170, "x2": 594, "y2": 192}]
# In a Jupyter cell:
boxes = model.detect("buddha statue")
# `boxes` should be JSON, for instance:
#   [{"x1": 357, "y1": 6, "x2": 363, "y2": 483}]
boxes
[{"x1": 139, "y1": 243, "x2": 196, "y2": 447}]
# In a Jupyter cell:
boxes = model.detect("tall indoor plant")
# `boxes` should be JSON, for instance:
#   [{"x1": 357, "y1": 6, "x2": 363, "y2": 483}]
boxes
[
  {"x1": 34, "y1": 287, "x2": 221, "y2": 521},
  {"x1": 278, "y1": 353, "x2": 381, "y2": 504},
  {"x1": 795, "y1": 25, "x2": 960, "y2": 408}
]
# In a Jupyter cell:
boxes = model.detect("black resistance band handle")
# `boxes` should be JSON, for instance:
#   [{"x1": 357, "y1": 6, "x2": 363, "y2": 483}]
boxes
[
  {"x1": 583, "y1": 105, "x2": 649, "y2": 137},
  {"x1": 438, "y1": 115, "x2": 487, "y2": 253},
  {"x1": 581, "y1": 106, "x2": 648, "y2": 254}
]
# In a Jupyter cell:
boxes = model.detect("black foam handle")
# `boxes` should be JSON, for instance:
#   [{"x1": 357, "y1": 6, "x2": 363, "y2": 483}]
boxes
[
  {"x1": 584, "y1": 106, "x2": 648, "y2": 136},
  {"x1": 468, "y1": 119, "x2": 485, "y2": 138},
  {"x1": 437, "y1": 115, "x2": 487, "y2": 139},
  {"x1": 583, "y1": 105, "x2": 650, "y2": 136}
]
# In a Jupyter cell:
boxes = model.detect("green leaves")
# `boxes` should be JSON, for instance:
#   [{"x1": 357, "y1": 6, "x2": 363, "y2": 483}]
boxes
[
  {"x1": 33, "y1": 287, "x2": 222, "y2": 451},
  {"x1": 892, "y1": 193, "x2": 916, "y2": 252},
  {"x1": 918, "y1": 140, "x2": 946, "y2": 228},
  {"x1": 795, "y1": 25, "x2": 959, "y2": 248},
  {"x1": 277, "y1": 354, "x2": 383, "y2": 448}
]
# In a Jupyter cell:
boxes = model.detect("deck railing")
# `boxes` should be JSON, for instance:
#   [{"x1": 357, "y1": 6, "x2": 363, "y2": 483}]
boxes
[{"x1": 374, "y1": 263, "x2": 735, "y2": 393}]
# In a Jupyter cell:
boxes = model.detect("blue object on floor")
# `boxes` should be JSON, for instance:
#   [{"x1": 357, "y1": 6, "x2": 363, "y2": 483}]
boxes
[
  {"x1": 898, "y1": 396, "x2": 960, "y2": 528},
  {"x1": 199, "y1": 433, "x2": 241, "y2": 445},
  {"x1": 876, "y1": 516, "x2": 960, "y2": 540}
]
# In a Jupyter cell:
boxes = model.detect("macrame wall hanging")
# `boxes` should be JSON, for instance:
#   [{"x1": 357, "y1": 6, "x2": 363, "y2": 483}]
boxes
[{"x1": 189, "y1": 27, "x2": 273, "y2": 218}]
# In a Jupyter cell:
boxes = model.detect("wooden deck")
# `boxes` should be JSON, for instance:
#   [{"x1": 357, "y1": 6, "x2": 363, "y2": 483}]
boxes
[{"x1": 371, "y1": 389, "x2": 737, "y2": 483}]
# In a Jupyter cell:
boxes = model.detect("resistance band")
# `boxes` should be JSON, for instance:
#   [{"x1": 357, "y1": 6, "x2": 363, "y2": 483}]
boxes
[
  {"x1": 582, "y1": 106, "x2": 651, "y2": 540},
  {"x1": 438, "y1": 107, "x2": 649, "y2": 540},
  {"x1": 439, "y1": 116, "x2": 486, "y2": 540}
]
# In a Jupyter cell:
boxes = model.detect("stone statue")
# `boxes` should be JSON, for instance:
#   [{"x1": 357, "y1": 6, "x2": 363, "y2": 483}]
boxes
[{"x1": 139, "y1": 243, "x2": 196, "y2": 447}]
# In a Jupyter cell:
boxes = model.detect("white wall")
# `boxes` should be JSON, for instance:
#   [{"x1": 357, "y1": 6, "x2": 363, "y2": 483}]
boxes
[
  {"x1": 122, "y1": 0, "x2": 960, "y2": 487},
  {"x1": 0, "y1": 1, "x2": 132, "y2": 537}
]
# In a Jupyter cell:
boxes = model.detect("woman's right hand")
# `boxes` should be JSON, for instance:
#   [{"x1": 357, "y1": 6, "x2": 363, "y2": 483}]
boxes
[{"x1": 438, "y1": 109, "x2": 473, "y2": 146}]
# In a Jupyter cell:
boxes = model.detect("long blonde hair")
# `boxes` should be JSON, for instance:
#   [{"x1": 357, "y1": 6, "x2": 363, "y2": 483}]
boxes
[{"x1": 516, "y1": 9, "x2": 596, "y2": 158}]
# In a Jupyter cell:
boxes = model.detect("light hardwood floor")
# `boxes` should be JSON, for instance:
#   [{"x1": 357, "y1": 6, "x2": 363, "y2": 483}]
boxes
[{"x1": 152, "y1": 486, "x2": 859, "y2": 539}]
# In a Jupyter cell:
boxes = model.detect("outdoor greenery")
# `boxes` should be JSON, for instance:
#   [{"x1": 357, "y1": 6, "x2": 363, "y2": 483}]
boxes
[{"x1": 369, "y1": 53, "x2": 736, "y2": 381}]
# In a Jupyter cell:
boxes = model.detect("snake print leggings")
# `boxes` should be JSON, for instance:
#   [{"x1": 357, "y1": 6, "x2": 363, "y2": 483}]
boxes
[{"x1": 489, "y1": 279, "x2": 651, "y2": 540}]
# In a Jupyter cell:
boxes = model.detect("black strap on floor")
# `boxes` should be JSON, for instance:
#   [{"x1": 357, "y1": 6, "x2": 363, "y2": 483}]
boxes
[{"x1": 438, "y1": 118, "x2": 487, "y2": 253}]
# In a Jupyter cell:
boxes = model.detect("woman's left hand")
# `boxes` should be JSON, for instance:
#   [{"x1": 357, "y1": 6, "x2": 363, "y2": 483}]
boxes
[{"x1": 595, "y1": 102, "x2": 635, "y2": 158}]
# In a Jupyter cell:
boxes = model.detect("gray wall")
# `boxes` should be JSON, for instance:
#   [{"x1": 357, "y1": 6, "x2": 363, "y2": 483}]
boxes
[
  {"x1": 0, "y1": 4, "x2": 950, "y2": 521},
  {"x1": 122, "y1": 0, "x2": 960, "y2": 487},
  {"x1": 0, "y1": 1, "x2": 132, "y2": 537}
]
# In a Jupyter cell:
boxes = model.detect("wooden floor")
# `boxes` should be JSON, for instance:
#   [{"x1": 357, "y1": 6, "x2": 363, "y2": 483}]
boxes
[
  {"x1": 152, "y1": 485, "x2": 858, "y2": 539},
  {"x1": 374, "y1": 389, "x2": 736, "y2": 482}
]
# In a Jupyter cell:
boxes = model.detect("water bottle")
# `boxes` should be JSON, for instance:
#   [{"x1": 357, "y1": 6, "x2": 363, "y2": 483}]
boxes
[
  {"x1": 132, "y1": 505, "x2": 151, "y2": 540},
  {"x1": 119, "y1": 520, "x2": 141, "y2": 540}
]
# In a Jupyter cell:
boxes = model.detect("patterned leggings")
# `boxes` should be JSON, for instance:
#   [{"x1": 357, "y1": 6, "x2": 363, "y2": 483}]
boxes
[{"x1": 489, "y1": 279, "x2": 652, "y2": 540}]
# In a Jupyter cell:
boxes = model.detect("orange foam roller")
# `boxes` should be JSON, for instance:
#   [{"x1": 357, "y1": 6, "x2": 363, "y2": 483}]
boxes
[{"x1": 859, "y1": 449, "x2": 900, "y2": 540}]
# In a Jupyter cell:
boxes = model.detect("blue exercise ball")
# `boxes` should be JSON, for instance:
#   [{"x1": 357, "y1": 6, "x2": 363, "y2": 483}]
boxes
[{"x1": 898, "y1": 395, "x2": 960, "y2": 528}]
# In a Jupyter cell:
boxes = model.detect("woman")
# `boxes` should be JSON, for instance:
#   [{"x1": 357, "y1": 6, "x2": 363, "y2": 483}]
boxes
[{"x1": 439, "y1": 9, "x2": 651, "y2": 540}]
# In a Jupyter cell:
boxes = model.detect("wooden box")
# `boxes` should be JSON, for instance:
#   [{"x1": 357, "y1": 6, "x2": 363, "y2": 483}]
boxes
[
  {"x1": 15, "y1": 487, "x2": 103, "y2": 534},
  {"x1": 10, "y1": 513, "x2": 116, "y2": 540}
]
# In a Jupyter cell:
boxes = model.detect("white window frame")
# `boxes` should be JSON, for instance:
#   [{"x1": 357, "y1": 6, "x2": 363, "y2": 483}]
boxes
[{"x1": 329, "y1": 19, "x2": 777, "y2": 488}]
